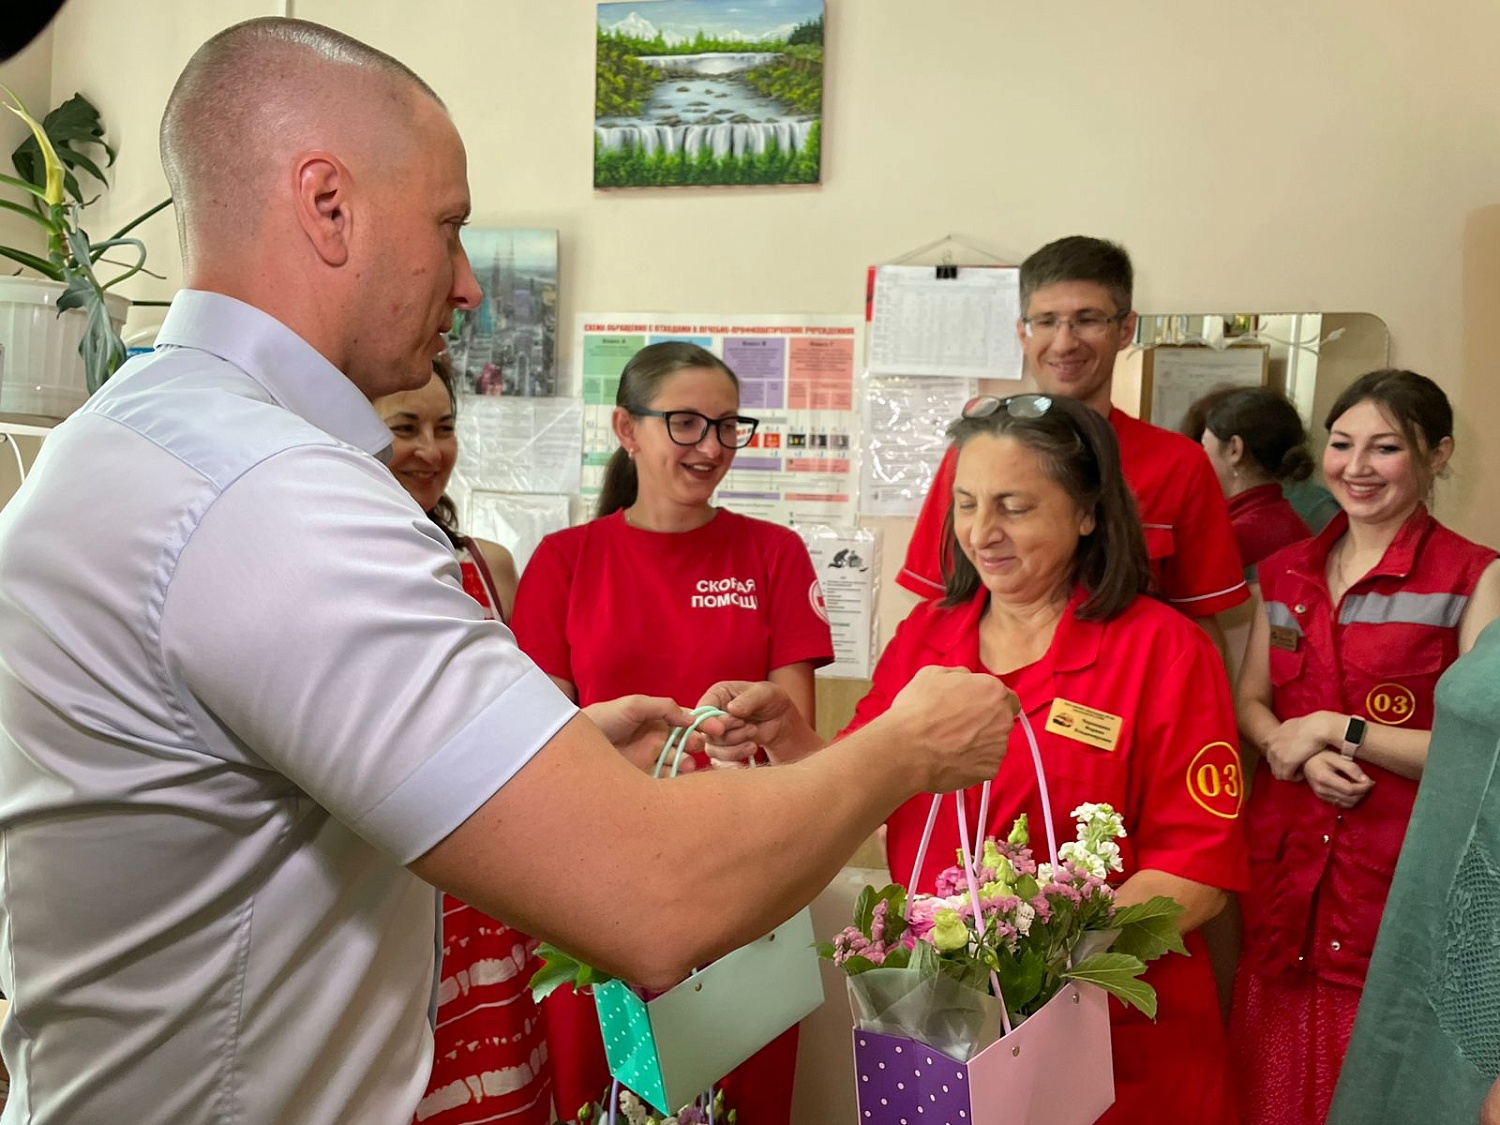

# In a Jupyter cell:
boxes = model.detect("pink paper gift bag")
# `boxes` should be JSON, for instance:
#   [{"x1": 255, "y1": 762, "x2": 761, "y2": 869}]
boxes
[{"x1": 852, "y1": 980, "x2": 1113, "y2": 1125}]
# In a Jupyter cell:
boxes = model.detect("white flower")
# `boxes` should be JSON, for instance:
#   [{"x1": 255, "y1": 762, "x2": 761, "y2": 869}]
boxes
[
  {"x1": 1036, "y1": 862, "x2": 1054, "y2": 886},
  {"x1": 1013, "y1": 900, "x2": 1036, "y2": 936}
]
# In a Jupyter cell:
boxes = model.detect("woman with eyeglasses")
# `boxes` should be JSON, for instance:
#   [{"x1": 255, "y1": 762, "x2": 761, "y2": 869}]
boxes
[
  {"x1": 702, "y1": 393, "x2": 1247, "y2": 1125},
  {"x1": 509, "y1": 340, "x2": 833, "y2": 1125},
  {"x1": 1229, "y1": 369, "x2": 1500, "y2": 1125}
]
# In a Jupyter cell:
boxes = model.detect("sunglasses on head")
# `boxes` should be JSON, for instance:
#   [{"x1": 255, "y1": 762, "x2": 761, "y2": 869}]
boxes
[{"x1": 961, "y1": 393, "x2": 1054, "y2": 421}]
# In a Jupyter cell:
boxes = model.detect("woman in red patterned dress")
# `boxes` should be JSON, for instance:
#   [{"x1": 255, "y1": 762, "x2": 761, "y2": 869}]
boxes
[{"x1": 376, "y1": 356, "x2": 550, "y2": 1125}]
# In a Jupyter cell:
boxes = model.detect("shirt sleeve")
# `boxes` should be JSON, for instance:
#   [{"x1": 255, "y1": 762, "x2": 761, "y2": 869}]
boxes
[
  {"x1": 1128, "y1": 626, "x2": 1250, "y2": 892},
  {"x1": 159, "y1": 446, "x2": 578, "y2": 865},
  {"x1": 766, "y1": 528, "x2": 835, "y2": 671},
  {"x1": 897, "y1": 445, "x2": 958, "y2": 597},
  {"x1": 1159, "y1": 448, "x2": 1250, "y2": 616},
  {"x1": 508, "y1": 531, "x2": 578, "y2": 686}
]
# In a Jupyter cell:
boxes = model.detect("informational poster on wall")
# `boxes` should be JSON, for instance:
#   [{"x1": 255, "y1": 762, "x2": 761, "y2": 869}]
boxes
[
  {"x1": 574, "y1": 312, "x2": 862, "y2": 525},
  {"x1": 868, "y1": 264, "x2": 1024, "y2": 380},
  {"x1": 799, "y1": 524, "x2": 879, "y2": 679}
]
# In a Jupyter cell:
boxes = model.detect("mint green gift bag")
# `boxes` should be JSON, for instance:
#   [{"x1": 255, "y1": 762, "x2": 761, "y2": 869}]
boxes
[{"x1": 593, "y1": 708, "x2": 825, "y2": 1116}]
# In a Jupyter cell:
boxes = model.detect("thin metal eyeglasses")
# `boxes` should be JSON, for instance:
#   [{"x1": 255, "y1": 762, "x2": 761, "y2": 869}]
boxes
[
  {"x1": 962, "y1": 393, "x2": 1053, "y2": 421},
  {"x1": 631, "y1": 408, "x2": 761, "y2": 449},
  {"x1": 1021, "y1": 311, "x2": 1128, "y2": 341}
]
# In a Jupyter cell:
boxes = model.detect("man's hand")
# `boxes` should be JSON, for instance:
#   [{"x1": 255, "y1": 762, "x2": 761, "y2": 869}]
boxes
[
  {"x1": 583, "y1": 695, "x2": 719, "y2": 775},
  {"x1": 1264, "y1": 711, "x2": 1342, "y2": 781},
  {"x1": 882, "y1": 666, "x2": 1018, "y2": 793},
  {"x1": 1302, "y1": 749, "x2": 1374, "y2": 809}
]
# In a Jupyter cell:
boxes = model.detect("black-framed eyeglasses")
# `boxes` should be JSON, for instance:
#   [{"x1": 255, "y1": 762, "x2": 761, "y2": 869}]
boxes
[
  {"x1": 631, "y1": 408, "x2": 760, "y2": 449},
  {"x1": 962, "y1": 394, "x2": 1053, "y2": 421},
  {"x1": 1021, "y1": 311, "x2": 1128, "y2": 340}
]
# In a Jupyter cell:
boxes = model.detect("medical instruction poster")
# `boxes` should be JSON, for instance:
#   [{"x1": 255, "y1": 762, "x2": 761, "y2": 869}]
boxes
[
  {"x1": 868, "y1": 264, "x2": 1024, "y2": 380},
  {"x1": 574, "y1": 313, "x2": 862, "y2": 525},
  {"x1": 799, "y1": 524, "x2": 879, "y2": 679}
]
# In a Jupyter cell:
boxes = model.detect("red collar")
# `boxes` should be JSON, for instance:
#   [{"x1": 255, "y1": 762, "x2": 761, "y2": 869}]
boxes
[
  {"x1": 919, "y1": 586, "x2": 1105, "y2": 676},
  {"x1": 1288, "y1": 505, "x2": 1434, "y2": 586},
  {"x1": 1227, "y1": 482, "x2": 1286, "y2": 517}
]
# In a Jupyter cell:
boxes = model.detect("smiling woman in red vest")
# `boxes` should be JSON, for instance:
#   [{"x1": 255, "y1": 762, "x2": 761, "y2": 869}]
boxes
[{"x1": 1231, "y1": 368, "x2": 1500, "y2": 1125}]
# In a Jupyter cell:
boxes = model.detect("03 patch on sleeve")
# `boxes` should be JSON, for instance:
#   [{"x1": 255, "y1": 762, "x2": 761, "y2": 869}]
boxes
[{"x1": 1186, "y1": 741, "x2": 1244, "y2": 819}]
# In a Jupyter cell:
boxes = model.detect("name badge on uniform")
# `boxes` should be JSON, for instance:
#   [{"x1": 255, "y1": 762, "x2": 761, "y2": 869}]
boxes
[
  {"x1": 1269, "y1": 625, "x2": 1300, "y2": 652},
  {"x1": 1045, "y1": 698, "x2": 1124, "y2": 753}
]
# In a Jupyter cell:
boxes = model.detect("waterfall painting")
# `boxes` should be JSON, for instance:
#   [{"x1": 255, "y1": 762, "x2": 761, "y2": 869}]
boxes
[
  {"x1": 594, "y1": 0, "x2": 824, "y2": 188},
  {"x1": 446, "y1": 229, "x2": 560, "y2": 397}
]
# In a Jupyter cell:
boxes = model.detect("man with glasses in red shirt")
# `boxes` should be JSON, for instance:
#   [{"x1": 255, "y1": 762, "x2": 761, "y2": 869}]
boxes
[{"x1": 899, "y1": 236, "x2": 1249, "y2": 639}]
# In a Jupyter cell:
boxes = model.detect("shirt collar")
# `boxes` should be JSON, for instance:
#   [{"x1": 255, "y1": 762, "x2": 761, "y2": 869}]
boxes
[
  {"x1": 1228, "y1": 482, "x2": 1284, "y2": 517},
  {"x1": 154, "y1": 289, "x2": 393, "y2": 458},
  {"x1": 1291, "y1": 504, "x2": 1434, "y2": 584},
  {"x1": 921, "y1": 585, "x2": 1103, "y2": 675}
]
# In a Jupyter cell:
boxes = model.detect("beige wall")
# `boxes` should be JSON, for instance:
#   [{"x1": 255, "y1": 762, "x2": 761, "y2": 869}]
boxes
[
  {"x1": 6, "y1": 0, "x2": 1500, "y2": 549},
  {"x1": 0, "y1": 26, "x2": 55, "y2": 263}
]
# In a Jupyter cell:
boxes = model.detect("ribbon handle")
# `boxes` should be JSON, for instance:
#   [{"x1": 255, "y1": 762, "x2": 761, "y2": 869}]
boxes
[{"x1": 902, "y1": 706, "x2": 1055, "y2": 1035}]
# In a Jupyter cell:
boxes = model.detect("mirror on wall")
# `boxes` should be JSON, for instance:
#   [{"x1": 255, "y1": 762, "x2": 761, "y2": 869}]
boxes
[{"x1": 1114, "y1": 312, "x2": 1391, "y2": 444}]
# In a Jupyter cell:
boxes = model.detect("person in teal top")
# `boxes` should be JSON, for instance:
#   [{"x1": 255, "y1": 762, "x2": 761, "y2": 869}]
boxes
[{"x1": 1327, "y1": 617, "x2": 1500, "y2": 1125}]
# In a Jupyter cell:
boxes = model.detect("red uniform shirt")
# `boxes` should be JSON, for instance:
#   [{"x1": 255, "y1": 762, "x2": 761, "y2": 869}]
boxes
[
  {"x1": 843, "y1": 588, "x2": 1248, "y2": 1125},
  {"x1": 511, "y1": 509, "x2": 833, "y2": 707},
  {"x1": 1228, "y1": 482, "x2": 1311, "y2": 576},
  {"x1": 509, "y1": 507, "x2": 832, "y2": 1125},
  {"x1": 898, "y1": 408, "x2": 1249, "y2": 617},
  {"x1": 1242, "y1": 507, "x2": 1497, "y2": 988}
]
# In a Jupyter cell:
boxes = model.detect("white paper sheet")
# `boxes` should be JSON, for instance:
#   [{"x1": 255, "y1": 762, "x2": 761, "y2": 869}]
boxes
[
  {"x1": 464, "y1": 491, "x2": 571, "y2": 574},
  {"x1": 453, "y1": 394, "x2": 583, "y2": 495},
  {"x1": 869, "y1": 265, "x2": 1024, "y2": 380},
  {"x1": 799, "y1": 524, "x2": 880, "y2": 679}
]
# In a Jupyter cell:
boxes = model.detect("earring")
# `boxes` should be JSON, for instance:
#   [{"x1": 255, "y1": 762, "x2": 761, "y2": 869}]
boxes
[{"x1": 627, "y1": 449, "x2": 636, "y2": 461}]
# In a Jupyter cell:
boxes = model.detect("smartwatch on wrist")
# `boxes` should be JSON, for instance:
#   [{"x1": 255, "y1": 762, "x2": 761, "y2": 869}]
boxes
[{"x1": 1341, "y1": 715, "x2": 1367, "y2": 761}]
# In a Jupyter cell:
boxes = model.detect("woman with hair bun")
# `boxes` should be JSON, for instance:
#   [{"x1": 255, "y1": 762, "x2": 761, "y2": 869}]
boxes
[{"x1": 1198, "y1": 386, "x2": 1315, "y2": 579}]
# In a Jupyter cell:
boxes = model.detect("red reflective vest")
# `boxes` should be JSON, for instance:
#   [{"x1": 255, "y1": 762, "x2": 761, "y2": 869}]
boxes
[{"x1": 1242, "y1": 506, "x2": 1497, "y2": 987}]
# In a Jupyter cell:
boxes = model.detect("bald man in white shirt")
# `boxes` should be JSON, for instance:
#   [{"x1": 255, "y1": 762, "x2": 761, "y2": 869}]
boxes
[{"x1": 0, "y1": 17, "x2": 1014, "y2": 1125}]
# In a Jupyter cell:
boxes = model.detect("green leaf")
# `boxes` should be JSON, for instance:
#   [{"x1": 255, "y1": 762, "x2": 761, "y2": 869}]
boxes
[
  {"x1": 0, "y1": 197, "x2": 51, "y2": 228},
  {"x1": 997, "y1": 946, "x2": 1048, "y2": 1014},
  {"x1": 815, "y1": 941, "x2": 838, "y2": 961},
  {"x1": 853, "y1": 885, "x2": 877, "y2": 934},
  {"x1": 529, "y1": 946, "x2": 586, "y2": 1003},
  {"x1": 0, "y1": 169, "x2": 50, "y2": 201},
  {"x1": 1063, "y1": 952, "x2": 1157, "y2": 1019},
  {"x1": 1109, "y1": 897, "x2": 1188, "y2": 963},
  {"x1": 839, "y1": 954, "x2": 880, "y2": 976},
  {"x1": 0, "y1": 244, "x2": 62, "y2": 278}
]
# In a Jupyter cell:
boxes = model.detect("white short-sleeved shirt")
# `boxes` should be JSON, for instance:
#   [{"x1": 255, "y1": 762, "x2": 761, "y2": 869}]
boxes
[{"x1": 0, "y1": 290, "x2": 577, "y2": 1124}]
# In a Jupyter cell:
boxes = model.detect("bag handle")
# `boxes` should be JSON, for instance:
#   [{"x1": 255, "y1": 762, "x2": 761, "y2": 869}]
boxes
[
  {"x1": 459, "y1": 536, "x2": 507, "y2": 623},
  {"x1": 653, "y1": 705, "x2": 731, "y2": 778},
  {"x1": 903, "y1": 705, "x2": 1055, "y2": 1037}
]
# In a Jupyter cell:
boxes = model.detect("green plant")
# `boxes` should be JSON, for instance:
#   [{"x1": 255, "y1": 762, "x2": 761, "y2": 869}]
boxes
[{"x1": 0, "y1": 88, "x2": 171, "y2": 392}]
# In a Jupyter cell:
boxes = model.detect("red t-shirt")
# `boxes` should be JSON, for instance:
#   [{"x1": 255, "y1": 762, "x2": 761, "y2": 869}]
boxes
[
  {"x1": 898, "y1": 408, "x2": 1249, "y2": 617},
  {"x1": 1228, "y1": 482, "x2": 1311, "y2": 575},
  {"x1": 842, "y1": 588, "x2": 1247, "y2": 1125},
  {"x1": 510, "y1": 508, "x2": 834, "y2": 707}
]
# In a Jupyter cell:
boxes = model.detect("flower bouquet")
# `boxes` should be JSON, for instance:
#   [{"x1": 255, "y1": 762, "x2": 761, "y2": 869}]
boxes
[{"x1": 832, "y1": 793, "x2": 1187, "y2": 1125}]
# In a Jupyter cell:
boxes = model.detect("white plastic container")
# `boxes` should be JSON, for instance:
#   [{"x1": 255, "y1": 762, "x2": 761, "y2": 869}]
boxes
[{"x1": 0, "y1": 276, "x2": 129, "y2": 419}]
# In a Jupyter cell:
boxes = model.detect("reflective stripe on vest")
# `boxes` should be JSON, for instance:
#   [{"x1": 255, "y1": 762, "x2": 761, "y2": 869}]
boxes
[
  {"x1": 1265, "y1": 600, "x2": 1303, "y2": 635},
  {"x1": 1339, "y1": 591, "x2": 1469, "y2": 628}
]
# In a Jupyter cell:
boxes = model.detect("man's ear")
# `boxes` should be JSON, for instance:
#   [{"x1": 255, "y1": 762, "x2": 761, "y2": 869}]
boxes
[{"x1": 292, "y1": 152, "x2": 352, "y2": 267}]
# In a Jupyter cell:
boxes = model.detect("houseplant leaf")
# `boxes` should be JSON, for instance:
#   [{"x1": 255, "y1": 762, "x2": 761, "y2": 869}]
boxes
[{"x1": 1109, "y1": 896, "x2": 1188, "y2": 963}]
